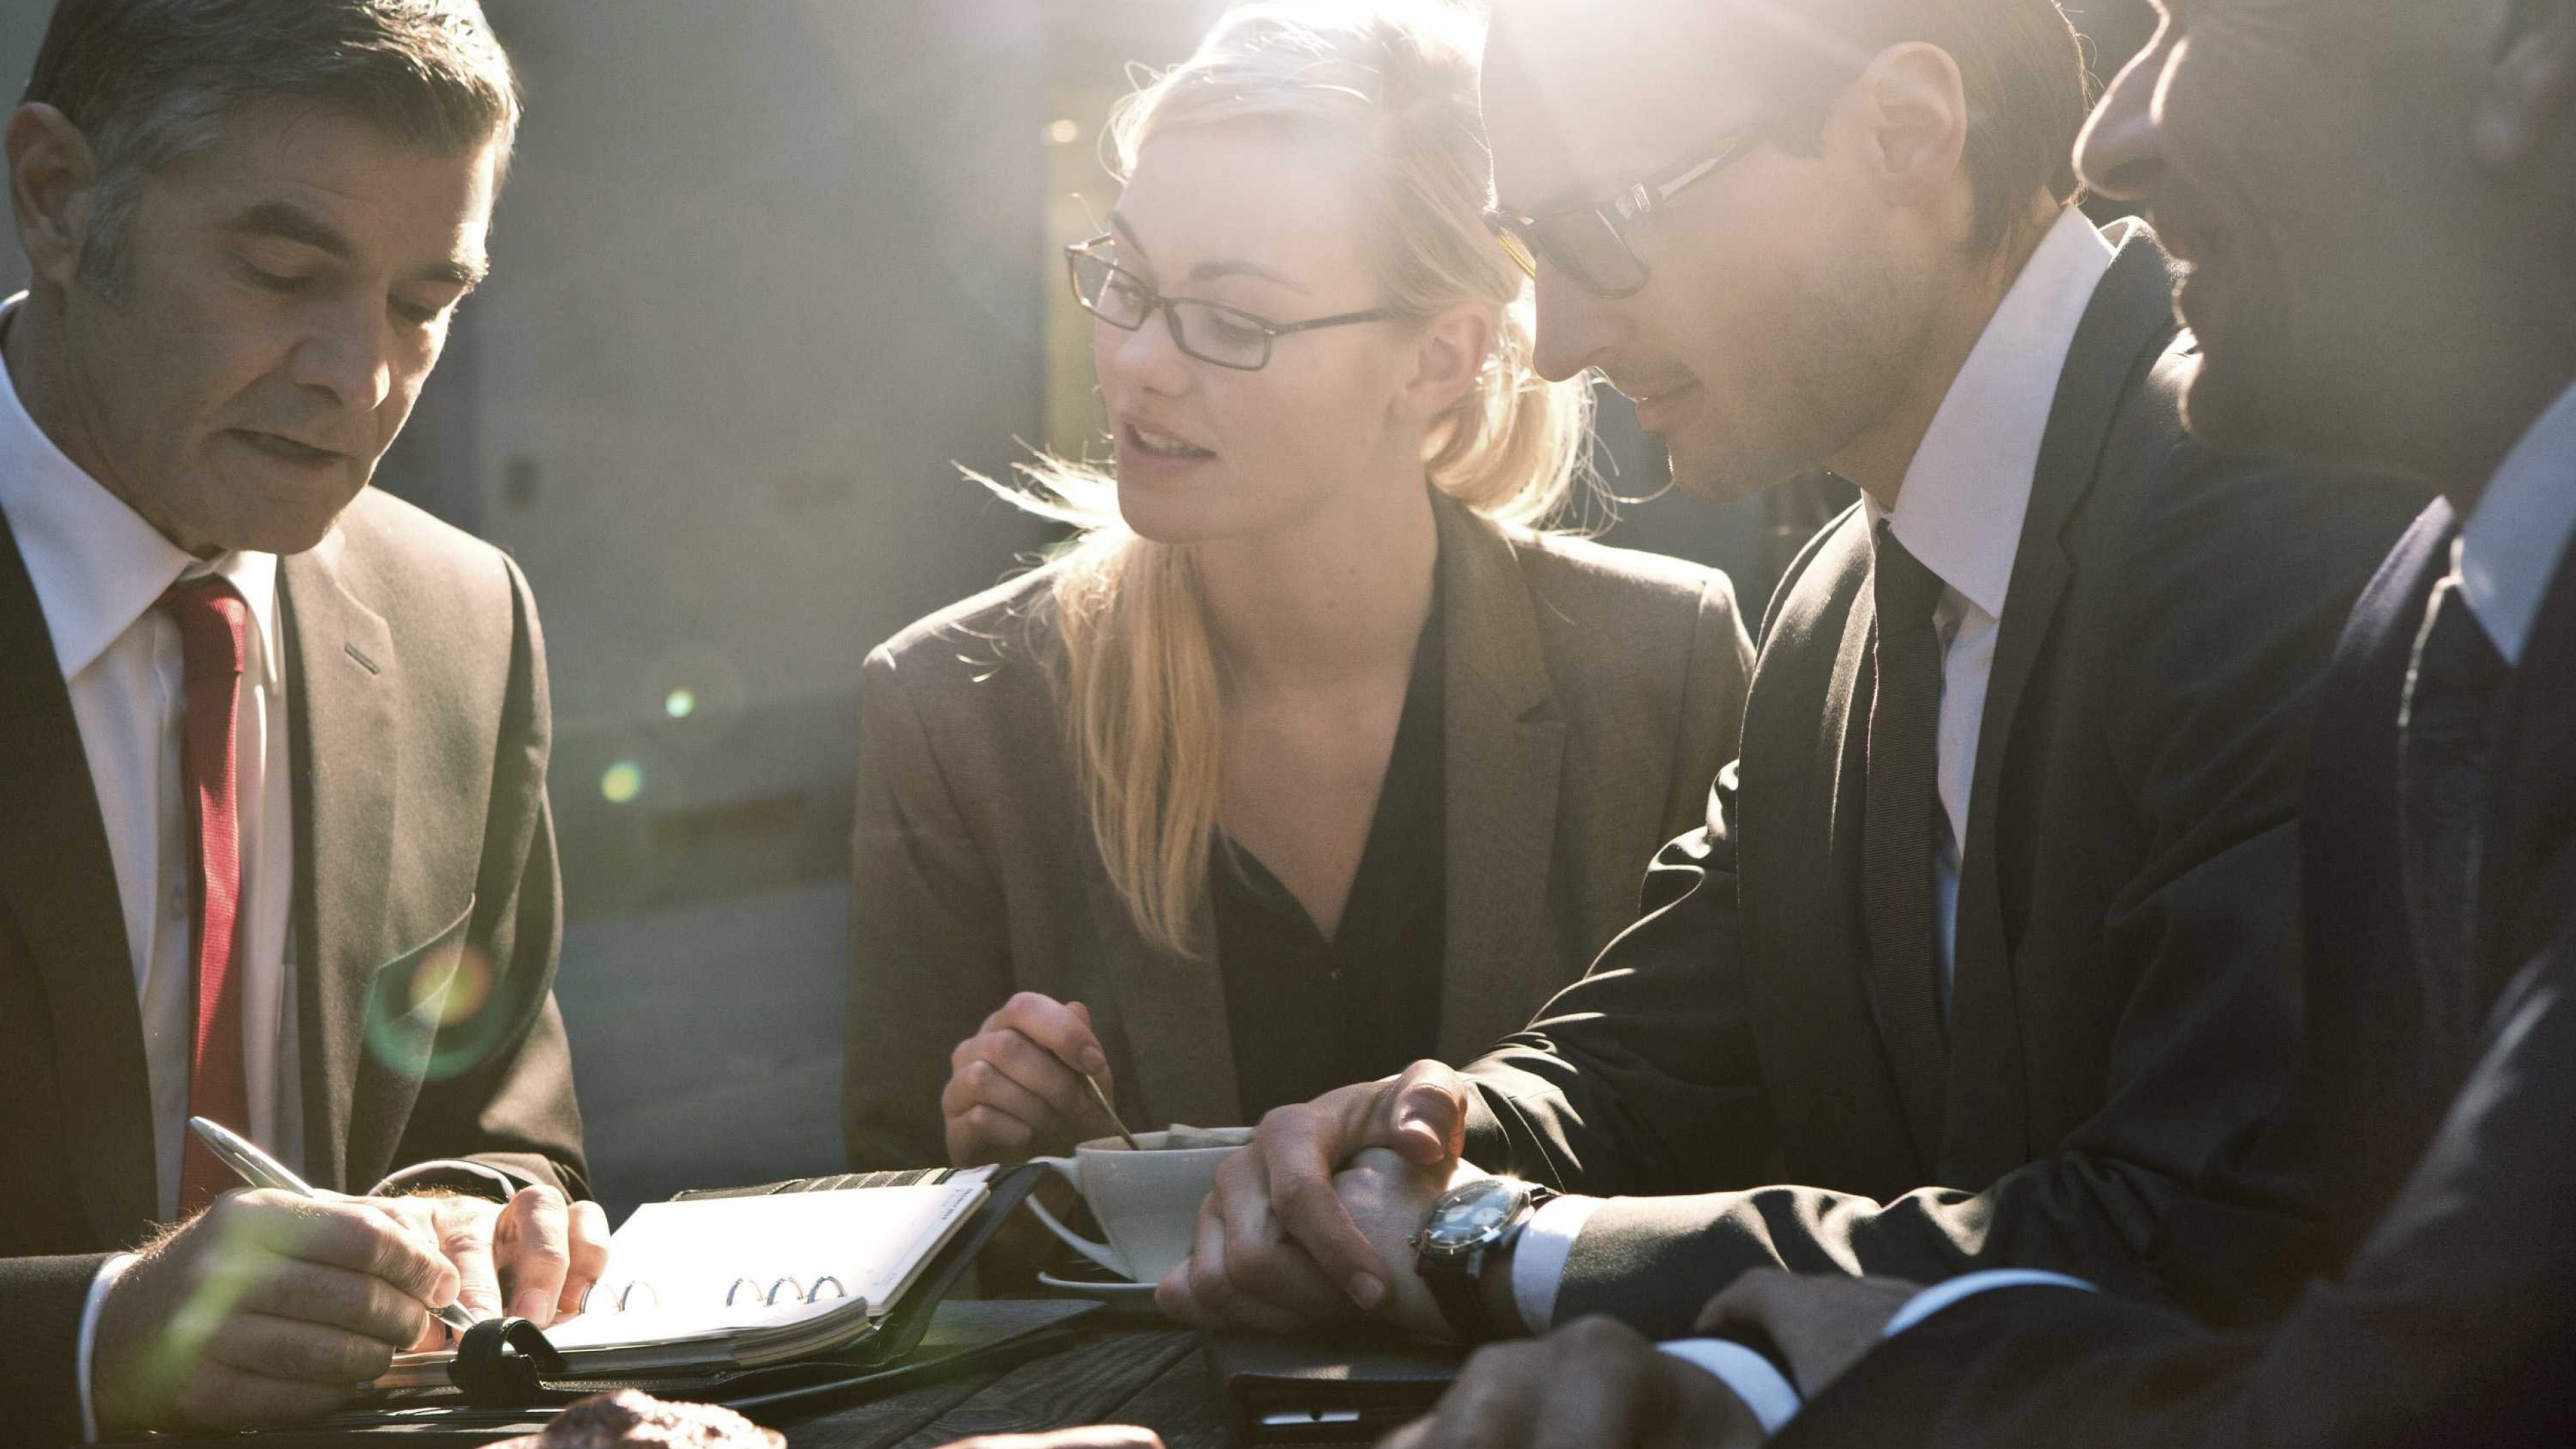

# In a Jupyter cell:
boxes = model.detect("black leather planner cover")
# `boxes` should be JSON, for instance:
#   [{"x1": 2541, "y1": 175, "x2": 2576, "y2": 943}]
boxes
[{"x1": 1203, "y1": 1328, "x2": 1464, "y2": 1446}]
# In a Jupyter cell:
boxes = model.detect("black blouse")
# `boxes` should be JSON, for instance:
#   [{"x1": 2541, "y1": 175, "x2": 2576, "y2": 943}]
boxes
[{"x1": 1212, "y1": 588, "x2": 1448, "y2": 1121}]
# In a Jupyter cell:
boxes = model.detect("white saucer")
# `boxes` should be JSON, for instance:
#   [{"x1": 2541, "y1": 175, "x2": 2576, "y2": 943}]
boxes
[{"x1": 1036, "y1": 1269, "x2": 1163, "y2": 1308}]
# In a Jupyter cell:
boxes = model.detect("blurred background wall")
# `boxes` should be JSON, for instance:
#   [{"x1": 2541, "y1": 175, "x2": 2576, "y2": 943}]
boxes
[{"x1": 0, "y1": 0, "x2": 2153, "y2": 1219}]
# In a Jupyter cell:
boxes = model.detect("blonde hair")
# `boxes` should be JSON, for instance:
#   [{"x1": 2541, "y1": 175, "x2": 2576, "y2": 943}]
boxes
[{"x1": 998, "y1": 0, "x2": 1594, "y2": 956}]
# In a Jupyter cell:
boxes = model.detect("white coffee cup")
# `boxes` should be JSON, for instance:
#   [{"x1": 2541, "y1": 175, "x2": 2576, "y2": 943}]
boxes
[{"x1": 1025, "y1": 1127, "x2": 1253, "y2": 1283}]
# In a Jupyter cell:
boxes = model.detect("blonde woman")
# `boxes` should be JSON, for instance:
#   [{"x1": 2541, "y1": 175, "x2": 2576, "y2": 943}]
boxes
[{"x1": 846, "y1": 1, "x2": 1752, "y2": 1171}]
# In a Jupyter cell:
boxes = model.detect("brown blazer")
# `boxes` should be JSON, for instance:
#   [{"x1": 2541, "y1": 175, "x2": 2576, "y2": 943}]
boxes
[
  {"x1": 0, "y1": 490, "x2": 588, "y2": 1446},
  {"x1": 845, "y1": 494, "x2": 1753, "y2": 1169}
]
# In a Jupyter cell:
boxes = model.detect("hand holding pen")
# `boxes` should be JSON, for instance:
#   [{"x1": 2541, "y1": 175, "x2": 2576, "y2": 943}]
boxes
[
  {"x1": 188, "y1": 1116, "x2": 484, "y2": 1334},
  {"x1": 87, "y1": 1127, "x2": 472, "y2": 1434}
]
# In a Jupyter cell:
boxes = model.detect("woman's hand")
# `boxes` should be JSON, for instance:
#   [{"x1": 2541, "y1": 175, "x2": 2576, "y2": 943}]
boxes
[{"x1": 943, "y1": 992, "x2": 1117, "y2": 1165}]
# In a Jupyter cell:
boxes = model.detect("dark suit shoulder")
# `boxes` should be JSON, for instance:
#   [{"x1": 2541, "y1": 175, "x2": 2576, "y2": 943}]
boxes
[
  {"x1": 327, "y1": 487, "x2": 525, "y2": 627},
  {"x1": 865, "y1": 558, "x2": 1064, "y2": 705},
  {"x1": 2070, "y1": 341, "x2": 2431, "y2": 870},
  {"x1": 1502, "y1": 524, "x2": 1744, "y2": 666},
  {"x1": 2086, "y1": 378, "x2": 2430, "y2": 652},
  {"x1": 859, "y1": 559, "x2": 1072, "y2": 824},
  {"x1": 1756, "y1": 504, "x2": 1871, "y2": 659}
]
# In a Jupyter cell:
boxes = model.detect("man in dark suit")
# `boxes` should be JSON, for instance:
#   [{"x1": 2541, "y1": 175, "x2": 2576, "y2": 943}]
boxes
[
  {"x1": 1157, "y1": 0, "x2": 2422, "y2": 1346},
  {"x1": 0, "y1": 1, "x2": 600, "y2": 1439},
  {"x1": 1374, "y1": 0, "x2": 2576, "y2": 1442}
]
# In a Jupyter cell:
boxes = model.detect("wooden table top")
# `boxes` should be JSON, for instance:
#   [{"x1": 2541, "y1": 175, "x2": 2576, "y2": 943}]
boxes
[
  {"x1": 123, "y1": 1322, "x2": 1228, "y2": 1449},
  {"x1": 773, "y1": 1322, "x2": 1222, "y2": 1449}
]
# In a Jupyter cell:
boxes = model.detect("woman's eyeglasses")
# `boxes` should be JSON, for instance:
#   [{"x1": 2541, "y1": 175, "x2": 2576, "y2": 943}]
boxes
[
  {"x1": 1066, "y1": 239, "x2": 1398, "y2": 372},
  {"x1": 1483, "y1": 126, "x2": 1766, "y2": 301}
]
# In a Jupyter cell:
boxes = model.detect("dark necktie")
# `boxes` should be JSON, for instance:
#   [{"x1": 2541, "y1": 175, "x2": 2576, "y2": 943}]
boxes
[
  {"x1": 1864, "y1": 523, "x2": 1951, "y2": 1142},
  {"x1": 2398, "y1": 574, "x2": 2510, "y2": 1073},
  {"x1": 164, "y1": 576, "x2": 254, "y2": 1218}
]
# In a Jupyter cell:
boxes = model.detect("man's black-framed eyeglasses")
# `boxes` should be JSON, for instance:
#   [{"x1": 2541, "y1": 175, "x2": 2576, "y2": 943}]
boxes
[
  {"x1": 1483, "y1": 127, "x2": 1766, "y2": 301},
  {"x1": 1065, "y1": 237, "x2": 1399, "y2": 372}
]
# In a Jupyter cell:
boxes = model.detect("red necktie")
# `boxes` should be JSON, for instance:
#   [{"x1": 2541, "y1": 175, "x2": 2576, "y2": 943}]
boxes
[{"x1": 164, "y1": 576, "x2": 254, "y2": 1218}]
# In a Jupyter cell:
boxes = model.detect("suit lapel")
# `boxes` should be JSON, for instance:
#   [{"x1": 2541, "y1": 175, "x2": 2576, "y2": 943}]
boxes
[
  {"x1": 1942, "y1": 223, "x2": 2187, "y2": 1182},
  {"x1": 1434, "y1": 497, "x2": 1567, "y2": 1061},
  {"x1": 2292, "y1": 502, "x2": 2455, "y2": 1228},
  {"x1": 0, "y1": 515, "x2": 158, "y2": 1243},
  {"x1": 280, "y1": 537, "x2": 398, "y2": 1190},
  {"x1": 1737, "y1": 513, "x2": 1928, "y2": 1194}
]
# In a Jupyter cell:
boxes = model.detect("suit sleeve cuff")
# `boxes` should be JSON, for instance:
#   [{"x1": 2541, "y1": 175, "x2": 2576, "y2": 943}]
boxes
[
  {"x1": 1507, "y1": 1193, "x2": 1601, "y2": 1332},
  {"x1": 78, "y1": 1254, "x2": 139, "y2": 1444},
  {"x1": 1882, "y1": 1270, "x2": 2098, "y2": 1340},
  {"x1": 371, "y1": 1158, "x2": 529, "y2": 1201},
  {"x1": 1658, "y1": 1339, "x2": 1803, "y2": 1436}
]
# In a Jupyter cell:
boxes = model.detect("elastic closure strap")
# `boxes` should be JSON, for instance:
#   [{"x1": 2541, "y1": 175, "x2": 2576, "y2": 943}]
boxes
[{"x1": 449, "y1": 1317, "x2": 567, "y2": 1407}]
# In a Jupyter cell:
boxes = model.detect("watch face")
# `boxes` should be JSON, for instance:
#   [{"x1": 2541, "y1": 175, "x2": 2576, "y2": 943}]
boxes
[{"x1": 1420, "y1": 1178, "x2": 1521, "y2": 1251}]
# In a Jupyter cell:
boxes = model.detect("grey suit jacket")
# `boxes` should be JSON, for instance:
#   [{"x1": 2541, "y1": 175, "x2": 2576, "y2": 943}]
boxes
[
  {"x1": 1449, "y1": 224, "x2": 2432, "y2": 1334},
  {"x1": 0, "y1": 490, "x2": 588, "y2": 1446},
  {"x1": 845, "y1": 494, "x2": 1752, "y2": 1168}
]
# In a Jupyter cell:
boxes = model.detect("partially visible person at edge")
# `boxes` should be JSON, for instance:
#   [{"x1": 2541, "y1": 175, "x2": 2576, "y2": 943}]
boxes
[
  {"x1": 1373, "y1": 0, "x2": 2576, "y2": 1442},
  {"x1": 843, "y1": 0, "x2": 1752, "y2": 1173},
  {"x1": 0, "y1": 0, "x2": 600, "y2": 1440},
  {"x1": 1155, "y1": 0, "x2": 2424, "y2": 1348}
]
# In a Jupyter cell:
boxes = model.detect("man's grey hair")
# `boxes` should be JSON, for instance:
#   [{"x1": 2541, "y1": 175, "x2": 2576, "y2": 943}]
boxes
[{"x1": 21, "y1": 0, "x2": 521, "y2": 297}]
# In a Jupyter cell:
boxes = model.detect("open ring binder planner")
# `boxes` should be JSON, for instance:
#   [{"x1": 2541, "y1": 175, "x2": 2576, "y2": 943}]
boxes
[
  {"x1": 707, "y1": 1276, "x2": 849, "y2": 1310},
  {"x1": 374, "y1": 1168, "x2": 998, "y2": 1389}
]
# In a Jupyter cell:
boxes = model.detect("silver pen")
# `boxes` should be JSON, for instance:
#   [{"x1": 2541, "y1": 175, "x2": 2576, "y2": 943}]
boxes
[{"x1": 186, "y1": 1115, "x2": 483, "y2": 1336}]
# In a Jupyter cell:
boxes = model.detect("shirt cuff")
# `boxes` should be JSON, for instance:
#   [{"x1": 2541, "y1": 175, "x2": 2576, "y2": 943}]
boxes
[
  {"x1": 1881, "y1": 1269, "x2": 2098, "y2": 1340},
  {"x1": 1658, "y1": 1339, "x2": 1803, "y2": 1436},
  {"x1": 1507, "y1": 1193, "x2": 1601, "y2": 1332},
  {"x1": 371, "y1": 1158, "x2": 527, "y2": 1201},
  {"x1": 78, "y1": 1253, "x2": 139, "y2": 1444}
]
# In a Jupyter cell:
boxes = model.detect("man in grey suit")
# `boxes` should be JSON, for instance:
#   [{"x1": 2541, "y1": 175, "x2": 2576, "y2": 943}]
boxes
[
  {"x1": 0, "y1": 0, "x2": 600, "y2": 1438},
  {"x1": 1159, "y1": 0, "x2": 2424, "y2": 1346}
]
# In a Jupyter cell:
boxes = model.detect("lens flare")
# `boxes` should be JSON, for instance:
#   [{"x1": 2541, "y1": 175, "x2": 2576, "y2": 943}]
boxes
[
  {"x1": 601, "y1": 761, "x2": 644, "y2": 803},
  {"x1": 364, "y1": 943, "x2": 513, "y2": 1083}
]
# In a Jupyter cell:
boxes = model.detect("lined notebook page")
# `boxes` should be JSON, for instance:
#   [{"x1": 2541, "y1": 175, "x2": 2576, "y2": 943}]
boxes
[{"x1": 552, "y1": 1178, "x2": 987, "y2": 1348}]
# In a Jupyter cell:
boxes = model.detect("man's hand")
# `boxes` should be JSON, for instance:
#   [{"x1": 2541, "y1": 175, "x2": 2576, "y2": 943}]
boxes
[
  {"x1": 1154, "y1": 1060, "x2": 1472, "y2": 1328},
  {"x1": 1384, "y1": 1316, "x2": 1764, "y2": 1449},
  {"x1": 375, "y1": 1184, "x2": 611, "y2": 1336},
  {"x1": 1695, "y1": 1269, "x2": 1921, "y2": 1399},
  {"x1": 1159, "y1": 1142, "x2": 1478, "y2": 1335},
  {"x1": 91, "y1": 1189, "x2": 462, "y2": 1432},
  {"x1": 943, "y1": 993, "x2": 1118, "y2": 1165},
  {"x1": 932, "y1": 1423, "x2": 1164, "y2": 1433}
]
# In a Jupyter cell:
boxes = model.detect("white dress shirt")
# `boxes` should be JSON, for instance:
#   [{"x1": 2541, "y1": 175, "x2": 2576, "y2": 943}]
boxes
[
  {"x1": 1508, "y1": 209, "x2": 2121, "y2": 1331},
  {"x1": 2459, "y1": 379, "x2": 2576, "y2": 665}
]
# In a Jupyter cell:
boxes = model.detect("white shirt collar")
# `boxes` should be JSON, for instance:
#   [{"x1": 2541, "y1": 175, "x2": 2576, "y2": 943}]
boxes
[
  {"x1": 1878, "y1": 209, "x2": 2119, "y2": 619},
  {"x1": 2458, "y1": 378, "x2": 2576, "y2": 667},
  {"x1": 0, "y1": 293, "x2": 280, "y2": 681}
]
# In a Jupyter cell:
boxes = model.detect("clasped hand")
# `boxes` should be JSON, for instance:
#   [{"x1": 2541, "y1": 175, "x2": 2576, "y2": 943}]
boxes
[
  {"x1": 1156, "y1": 1058, "x2": 1481, "y2": 1335},
  {"x1": 93, "y1": 1183, "x2": 610, "y2": 1432}
]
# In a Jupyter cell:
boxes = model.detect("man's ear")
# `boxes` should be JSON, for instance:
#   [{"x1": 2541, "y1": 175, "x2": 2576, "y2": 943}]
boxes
[
  {"x1": 1845, "y1": 42, "x2": 1972, "y2": 214},
  {"x1": 2474, "y1": 0, "x2": 2576, "y2": 171},
  {"x1": 1396, "y1": 301, "x2": 1495, "y2": 429},
  {"x1": 5, "y1": 103, "x2": 103, "y2": 291}
]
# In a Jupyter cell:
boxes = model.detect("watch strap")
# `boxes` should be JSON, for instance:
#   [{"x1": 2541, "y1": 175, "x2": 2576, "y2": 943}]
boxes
[{"x1": 1424, "y1": 1244, "x2": 1493, "y2": 1342}]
